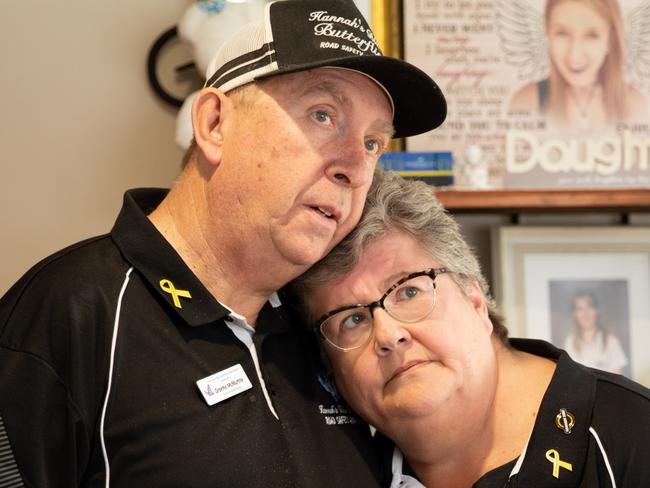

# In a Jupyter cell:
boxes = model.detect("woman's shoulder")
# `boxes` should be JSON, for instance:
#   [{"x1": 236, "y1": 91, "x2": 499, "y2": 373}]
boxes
[
  {"x1": 626, "y1": 85, "x2": 645, "y2": 102},
  {"x1": 591, "y1": 368, "x2": 649, "y2": 416},
  {"x1": 625, "y1": 85, "x2": 648, "y2": 120},
  {"x1": 509, "y1": 81, "x2": 541, "y2": 113},
  {"x1": 588, "y1": 371, "x2": 650, "y2": 485},
  {"x1": 562, "y1": 332, "x2": 576, "y2": 350}
]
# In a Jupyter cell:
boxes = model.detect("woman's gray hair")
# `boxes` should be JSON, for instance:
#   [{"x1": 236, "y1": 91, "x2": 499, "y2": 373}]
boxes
[{"x1": 288, "y1": 169, "x2": 509, "y2": 343}]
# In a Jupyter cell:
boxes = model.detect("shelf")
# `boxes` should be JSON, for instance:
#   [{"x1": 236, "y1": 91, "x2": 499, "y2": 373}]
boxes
[{"x1": 434, "y1": 188, "x2": 650, "y2": 213}]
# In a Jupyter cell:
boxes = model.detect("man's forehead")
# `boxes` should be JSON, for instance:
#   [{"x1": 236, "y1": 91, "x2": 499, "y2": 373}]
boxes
[
  {"x1": 265, "y1": 67, "x2": 366, "y2": 91},
  {"x1": 317, "y1": 68, "x2": 394, "y2": 113},
  {"x1": 271, "y1": 67, "x2": 391, "y2": 102},
  {"x1": 264, "y1": 68, "x2": 395, "y2": 134}
]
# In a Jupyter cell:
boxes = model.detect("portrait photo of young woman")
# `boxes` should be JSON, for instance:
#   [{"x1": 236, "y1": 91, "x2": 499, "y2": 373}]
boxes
[{"x1": 507, "y1": 0, "x2": 648, "y2": 131}]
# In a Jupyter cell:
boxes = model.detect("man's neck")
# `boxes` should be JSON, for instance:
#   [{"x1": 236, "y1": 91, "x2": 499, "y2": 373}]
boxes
[{"x1": 148, "y1": 172, "x2": 299, "y2": 325}]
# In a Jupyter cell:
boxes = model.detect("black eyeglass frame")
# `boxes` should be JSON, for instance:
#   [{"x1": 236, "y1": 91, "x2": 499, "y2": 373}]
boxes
[{"x1": 313, "y1": 267, "x2": 449, "y2": 351}]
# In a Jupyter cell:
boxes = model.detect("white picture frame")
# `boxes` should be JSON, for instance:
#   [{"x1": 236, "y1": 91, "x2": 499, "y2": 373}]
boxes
[{"x1": 492, "y1": 226, "x2": 650, "y2": 387}]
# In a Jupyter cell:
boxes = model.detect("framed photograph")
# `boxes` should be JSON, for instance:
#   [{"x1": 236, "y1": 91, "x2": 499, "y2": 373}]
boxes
[
  {"x1": 492, "y1": 226, "x2": 650, "y2": 387},
  {"x1": 400, "y1": 0, "x2": 650, "y2": 189}
]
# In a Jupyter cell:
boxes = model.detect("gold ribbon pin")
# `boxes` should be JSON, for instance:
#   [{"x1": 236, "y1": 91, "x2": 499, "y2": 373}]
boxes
[
  {"x1": 555, "y1": 408, "x2": 575, "y2": 434},
  {"x1": 159, "y1": 279, "x2": 192, "y2": 308},
  {"x1": 546, "y1": 449, "x2": 573, "y2": 479}
]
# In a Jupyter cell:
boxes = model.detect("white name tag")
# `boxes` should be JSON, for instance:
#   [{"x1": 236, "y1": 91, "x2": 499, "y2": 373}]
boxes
[{"x1": 196, "y1": 364, "x2": 253, "y2": 406}]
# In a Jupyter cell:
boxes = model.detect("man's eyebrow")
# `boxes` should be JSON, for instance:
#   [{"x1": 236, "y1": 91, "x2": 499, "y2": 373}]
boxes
[
  {"x1": 377, "y1": 121, "x2": 396, "y2": 140},
  {"x1": 300, "y1": 81, "x2": 349, "y2": 105}
]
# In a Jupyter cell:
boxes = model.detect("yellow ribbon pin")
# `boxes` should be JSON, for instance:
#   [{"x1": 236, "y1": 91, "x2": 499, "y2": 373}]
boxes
[
  {"x1": 546, "y1": 449, "x2": 573, "y2": 479},
  {"x1": 159, "y1": 279, "x2": 192, "y2": 308}
]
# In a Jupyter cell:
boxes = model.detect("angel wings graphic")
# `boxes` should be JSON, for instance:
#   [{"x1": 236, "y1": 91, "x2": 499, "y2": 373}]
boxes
[{"x1": 496, "y1": 0, "x2": 650, "y2": 86}]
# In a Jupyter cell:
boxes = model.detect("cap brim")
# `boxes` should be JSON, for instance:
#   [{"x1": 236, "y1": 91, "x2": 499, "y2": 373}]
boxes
[{"x1": 256, "y1": 56, "x2": 446, "y2": 139}]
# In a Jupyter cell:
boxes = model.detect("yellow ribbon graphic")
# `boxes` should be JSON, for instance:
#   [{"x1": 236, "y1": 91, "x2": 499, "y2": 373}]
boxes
[
  {"x1": 546, "y1": 449, "x2": 573, "y2": 479},
  {"x1": 159, "y1": 279, "x2": 192, "y2": 308}
]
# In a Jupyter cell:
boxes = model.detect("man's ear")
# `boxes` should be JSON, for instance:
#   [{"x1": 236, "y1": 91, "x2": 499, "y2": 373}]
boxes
[{"x1": 192, "y1": 87, "x2": 228, "y2": 166}]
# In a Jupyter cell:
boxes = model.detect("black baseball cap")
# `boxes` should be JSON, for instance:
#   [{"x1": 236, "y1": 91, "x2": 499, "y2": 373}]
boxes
[{"x1": 204, "y1": 0, "x2": 446, "y2": 138}]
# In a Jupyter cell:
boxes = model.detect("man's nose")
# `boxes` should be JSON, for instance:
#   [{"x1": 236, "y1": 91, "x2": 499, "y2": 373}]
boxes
[{"x1": 325, "y1": 135, "x2": 374, "y2": 188}]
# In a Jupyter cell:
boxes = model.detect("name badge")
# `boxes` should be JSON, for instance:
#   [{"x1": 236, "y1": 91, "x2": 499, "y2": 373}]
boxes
[{"x1": 196, "y1": 364, "x2": 253, "y2": 406}]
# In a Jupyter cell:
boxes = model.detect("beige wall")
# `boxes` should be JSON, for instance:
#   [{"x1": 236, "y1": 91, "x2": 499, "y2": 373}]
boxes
[{"x1": 1, "y1": 1, "x2": 191, "y2": 294}]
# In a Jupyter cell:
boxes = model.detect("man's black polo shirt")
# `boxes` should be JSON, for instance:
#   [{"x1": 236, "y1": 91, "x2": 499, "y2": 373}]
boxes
[
  {"x1": 384, "y1": 339, "x2": 650, "y2": 487},
  {"x1": 0, "y1": 189, "x2": 381, "y2": 487}
]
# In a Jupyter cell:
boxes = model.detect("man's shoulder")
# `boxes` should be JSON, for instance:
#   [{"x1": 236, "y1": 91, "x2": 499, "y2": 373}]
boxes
[
  {"x1": 3, "y1": 233, "x2": 122, "y2": 294},
  {"x1": 0, "y1": 234, "x2": 128, "y2": 342}
]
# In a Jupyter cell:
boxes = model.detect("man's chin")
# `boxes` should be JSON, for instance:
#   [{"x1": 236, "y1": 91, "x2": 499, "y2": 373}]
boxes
[
  {"x1": 269, "y1": 228, "x2": 342, "y2": 270},
  {"x1": 279, "y1": 243, "x2": 331, "y2": 269}
]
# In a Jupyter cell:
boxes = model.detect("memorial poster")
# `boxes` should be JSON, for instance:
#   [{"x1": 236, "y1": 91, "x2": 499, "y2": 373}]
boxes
[{"x1": 403, "y1": 0, "x2": 650, "y2": 188}]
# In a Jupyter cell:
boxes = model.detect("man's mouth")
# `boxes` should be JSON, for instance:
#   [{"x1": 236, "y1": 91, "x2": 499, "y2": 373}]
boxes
[
  {"x1": 316, "y1": 207, "x2": 334, "y2": 218},
  {"x1": 311, "y1": 206, "x2": 338, "y2": 222}
]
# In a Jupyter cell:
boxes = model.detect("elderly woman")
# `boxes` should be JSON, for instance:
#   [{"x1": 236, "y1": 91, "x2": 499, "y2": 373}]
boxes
[{"x1": 288, "y1": 170, "x2": 650, "y2": 487}]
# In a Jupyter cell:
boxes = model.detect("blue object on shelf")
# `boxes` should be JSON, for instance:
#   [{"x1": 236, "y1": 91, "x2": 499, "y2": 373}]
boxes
[{"x1": 379, "y1": 152, "x2": 454, "y2": 186}]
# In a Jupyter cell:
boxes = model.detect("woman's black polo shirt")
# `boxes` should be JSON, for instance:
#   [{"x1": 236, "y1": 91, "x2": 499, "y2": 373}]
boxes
[{"x1": 382, "y1": 339, "x2": 650, "y2": 487}]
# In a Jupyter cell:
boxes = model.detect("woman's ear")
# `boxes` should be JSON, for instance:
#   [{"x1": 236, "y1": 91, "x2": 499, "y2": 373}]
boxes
[
  {"x1": 466, "y1": 280, "x2": 493, "y2": 334},
  {"x1": 192, "y1": 87, "x2": 229, "y2": 166}
]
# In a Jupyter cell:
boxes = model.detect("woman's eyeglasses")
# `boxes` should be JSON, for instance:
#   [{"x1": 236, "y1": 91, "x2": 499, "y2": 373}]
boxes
[{"x1": 314, "y1": 268, "x2": 449, "y2": 352}]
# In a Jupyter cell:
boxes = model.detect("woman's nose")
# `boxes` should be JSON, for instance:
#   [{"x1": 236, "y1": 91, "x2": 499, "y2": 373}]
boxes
[
  {"x1": 568, "y1": 38, "x2": 586, "y2": 66},
  {"x1": 373, "y1": 309, "x2": 412, "y2": 356}
]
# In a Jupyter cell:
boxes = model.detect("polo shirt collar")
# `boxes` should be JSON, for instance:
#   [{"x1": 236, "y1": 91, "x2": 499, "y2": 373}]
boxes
[
  {"x1": 111, "y1": 188, "x2": 230, "y2": 326},
  {"x1": 505, "y1": 339, "x2": 597, "y2": 487}
]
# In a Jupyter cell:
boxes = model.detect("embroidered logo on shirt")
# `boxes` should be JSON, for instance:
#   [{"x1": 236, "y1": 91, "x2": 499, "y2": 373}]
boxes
[
  {"x1": 318, "y1": 403, "x2": 359, "y2": 426},
  {"x1": 316, "y1": 372, "x2": 359, "y2": 425},
  {"x1": 546, "y1": 449, "x2": 573, "y2": 479},
  {"x1": 159, "y1": 279, "x2": 192, "y2": 308}
]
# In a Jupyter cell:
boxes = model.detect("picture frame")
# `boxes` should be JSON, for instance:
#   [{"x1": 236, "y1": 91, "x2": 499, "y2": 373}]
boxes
[
  {"x1": 371, "y1": 0, "x2": 404, "y2": 152},
  {"x1": 370, "y1": 0, "x2": 402, "y2": 59},
  {"x1": 492, "y1": 226, "x2": 650, "y2": 387},
  {"x1": 398, "y1": 0, "x2": 650, "y2": 189}
]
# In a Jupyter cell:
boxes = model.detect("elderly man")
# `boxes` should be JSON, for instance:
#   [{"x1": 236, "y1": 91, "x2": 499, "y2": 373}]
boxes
[{"x1": 0, "y1": 0, "x2": 445, "y2": 486}]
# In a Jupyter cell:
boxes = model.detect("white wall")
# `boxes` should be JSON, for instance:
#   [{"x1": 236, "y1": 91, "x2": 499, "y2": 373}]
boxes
[{"x1": 1, "y1": 1, "x2": 191, "y2": 294}]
